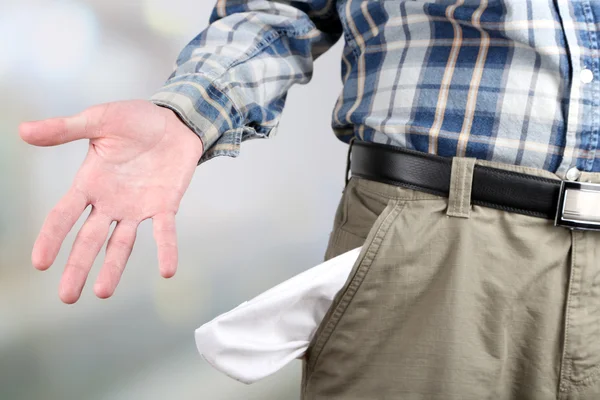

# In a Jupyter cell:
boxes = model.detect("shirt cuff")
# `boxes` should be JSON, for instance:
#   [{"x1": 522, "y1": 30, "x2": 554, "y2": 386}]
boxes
[{"x1": 150, "y1": 74, "x2": 265, "y2": 164}]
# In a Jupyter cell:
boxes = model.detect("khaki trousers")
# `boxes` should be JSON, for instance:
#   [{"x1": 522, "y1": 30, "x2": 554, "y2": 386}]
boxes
[{"x1": 302, "y1": 159, "x2": 600, "y2": 400}]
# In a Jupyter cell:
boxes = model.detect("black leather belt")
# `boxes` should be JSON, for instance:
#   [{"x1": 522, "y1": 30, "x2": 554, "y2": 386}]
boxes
[{"x1": 350, "y1": 140, "x2": 600, "y2": 230}]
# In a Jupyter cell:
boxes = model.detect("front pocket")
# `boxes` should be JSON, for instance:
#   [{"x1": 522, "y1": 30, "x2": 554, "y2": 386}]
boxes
[
  {"x1": 305, "y1": 199, "x2": 404, "y2": 375},
  {"x1": 339, "y1": 178, "x2": 392, "y2": 240},
  {"x1": 325, "y1": 178, "x2": 393, "y2": 261}
]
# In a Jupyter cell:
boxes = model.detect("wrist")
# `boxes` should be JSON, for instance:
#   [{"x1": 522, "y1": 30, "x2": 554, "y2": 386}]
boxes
[{"x1": 158, "y1": 105, "x2": 205, "y2": 161}]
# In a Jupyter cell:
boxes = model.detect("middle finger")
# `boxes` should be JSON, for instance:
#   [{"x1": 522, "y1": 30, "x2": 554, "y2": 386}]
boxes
[{"x1": 59, "y1": 208, "x2": 111, "y2": 304}]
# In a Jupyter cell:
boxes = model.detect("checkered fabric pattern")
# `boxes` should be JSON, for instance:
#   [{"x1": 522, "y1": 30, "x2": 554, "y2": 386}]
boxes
[{"x1": 151, "y1": 0, "x2": 600, "y2": 174}]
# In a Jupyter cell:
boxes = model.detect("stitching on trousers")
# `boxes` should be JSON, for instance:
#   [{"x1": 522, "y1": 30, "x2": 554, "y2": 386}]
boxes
[
  {"x1": 324, "y1": 227, "x2": 342, "y2": 261},
  {"x1": 307, "y1": 201, "x2": 400, "y2": 370},
  {"x1": 305, "y1": 200, "x2": 403, "y2": 378},
  {"x1": 460, "y1": 160, "x2": 467, "y2": 214},
  {"x1": 452, "y1": 160, "x2": 459, "y2": 215},
  {"x1": 561, "y1": 231, "x2": 600, "y2": 391},
  {"x1": 559, "y1": 232, "x2": 575, "y2": 393},
  {"x1": 448, "y1": 158, "x2": 474, "y2": 217}
]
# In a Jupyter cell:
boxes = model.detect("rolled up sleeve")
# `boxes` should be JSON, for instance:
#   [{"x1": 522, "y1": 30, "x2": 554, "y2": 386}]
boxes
[{"x1": 151, "y1": 0, "x2": 342, "y2": 163}]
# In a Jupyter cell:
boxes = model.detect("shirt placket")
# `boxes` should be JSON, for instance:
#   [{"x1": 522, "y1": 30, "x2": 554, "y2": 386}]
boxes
[
  {"x1": 556, "y1": 0, "x2": 584, "y2": 176},
  {"x1": 579, "y1": 1, "x2": 600, "y2": 172},
  {"x1": 556, "y1": 0, "x2": 599, "y2": 175}
]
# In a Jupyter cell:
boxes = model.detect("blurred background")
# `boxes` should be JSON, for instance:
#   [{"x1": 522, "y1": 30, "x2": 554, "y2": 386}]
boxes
[{"x1": 0, "y1": 0, "x2": 345, "y2": 399}]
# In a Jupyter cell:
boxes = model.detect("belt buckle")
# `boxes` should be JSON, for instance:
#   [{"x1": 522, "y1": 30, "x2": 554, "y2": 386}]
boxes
[{"x1": 555, "y1": 180, "x2": 600, "y2": 231}]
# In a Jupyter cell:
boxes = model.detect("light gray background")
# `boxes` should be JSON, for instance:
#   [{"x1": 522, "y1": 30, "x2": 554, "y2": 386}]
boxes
[{"x1": 0, "y1": 0, "x2": 346, "y2": 399}]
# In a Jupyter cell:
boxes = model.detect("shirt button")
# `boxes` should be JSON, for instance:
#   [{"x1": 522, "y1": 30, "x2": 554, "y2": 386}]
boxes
[
  {"x1": 566, "y1": 166, "x2": 581, "y2": 181},
  {"x1": 580, "y1": 69, "x2": 594, "y2": 84}
]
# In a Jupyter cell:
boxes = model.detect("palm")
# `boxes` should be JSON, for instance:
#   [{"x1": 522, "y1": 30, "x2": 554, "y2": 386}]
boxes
[
  {"x1": 76, "y1": 102, "x2": 197, "y2": 221},
  {"x1": 20, "y1": 100, "x2": 204, "y2": 304}
]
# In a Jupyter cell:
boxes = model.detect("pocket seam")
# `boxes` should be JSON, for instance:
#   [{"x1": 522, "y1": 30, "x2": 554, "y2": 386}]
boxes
[
  {"x1": 325, "y1": 225, "x2": 365, "y2": 260},
  {"x1": 305, "y1": 199, "x2": 405, "y2": 377},
  {"x1": 335, "y1": 180, "x2": 359, "y2": 238},
  {"x1": 337, "y1": 179, "x2": 356, "y2": 231}
]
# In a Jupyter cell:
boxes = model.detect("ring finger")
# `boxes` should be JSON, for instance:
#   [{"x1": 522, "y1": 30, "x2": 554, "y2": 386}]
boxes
[{"x1": 59, "y1": 207, "x2": 111, "y2": 304}]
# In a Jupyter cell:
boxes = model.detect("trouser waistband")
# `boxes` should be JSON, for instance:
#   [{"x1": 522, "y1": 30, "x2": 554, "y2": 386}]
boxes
[{"x1": 348, "y1": 140, "x2": 600, "y2": 229}]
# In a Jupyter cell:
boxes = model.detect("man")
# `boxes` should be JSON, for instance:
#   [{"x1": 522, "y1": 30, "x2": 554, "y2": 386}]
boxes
[{"x1": 19, "y1": 0, "x2": 600, "y2": 398}]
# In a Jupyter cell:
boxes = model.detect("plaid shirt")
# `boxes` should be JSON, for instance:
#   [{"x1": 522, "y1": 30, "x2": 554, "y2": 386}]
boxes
[{"x1": 151, "y1": 0, "x2": 600, "y2": 174}]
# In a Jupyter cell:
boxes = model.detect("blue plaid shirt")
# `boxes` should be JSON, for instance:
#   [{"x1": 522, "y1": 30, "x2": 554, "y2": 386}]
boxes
[{"x1": 151, "y1": 0, "x2": 600, "y2": 174}]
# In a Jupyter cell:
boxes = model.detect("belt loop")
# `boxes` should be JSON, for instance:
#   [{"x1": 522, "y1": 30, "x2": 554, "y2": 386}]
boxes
[
  {"x1": 447, "y1": 157, "x2": 476, "y2": 218},
  {"x1": 345, "y1": 136, "x2": 356, "y2": 187}
]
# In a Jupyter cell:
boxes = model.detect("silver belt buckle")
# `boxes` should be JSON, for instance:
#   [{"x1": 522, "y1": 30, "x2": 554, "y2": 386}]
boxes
[{"x1": 555, "y1": 181, "x2": 600, "y2": 231}]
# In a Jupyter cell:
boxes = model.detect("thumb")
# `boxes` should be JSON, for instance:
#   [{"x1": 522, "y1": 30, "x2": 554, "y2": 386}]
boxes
[{"x1": 19, "y1": 112, "x2": 98, "y2": 146}]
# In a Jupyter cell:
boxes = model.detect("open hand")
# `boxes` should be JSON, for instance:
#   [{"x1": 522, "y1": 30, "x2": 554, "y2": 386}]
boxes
[{"x1": 20, "y1": 100, "x2": 204, "y2": 304}]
